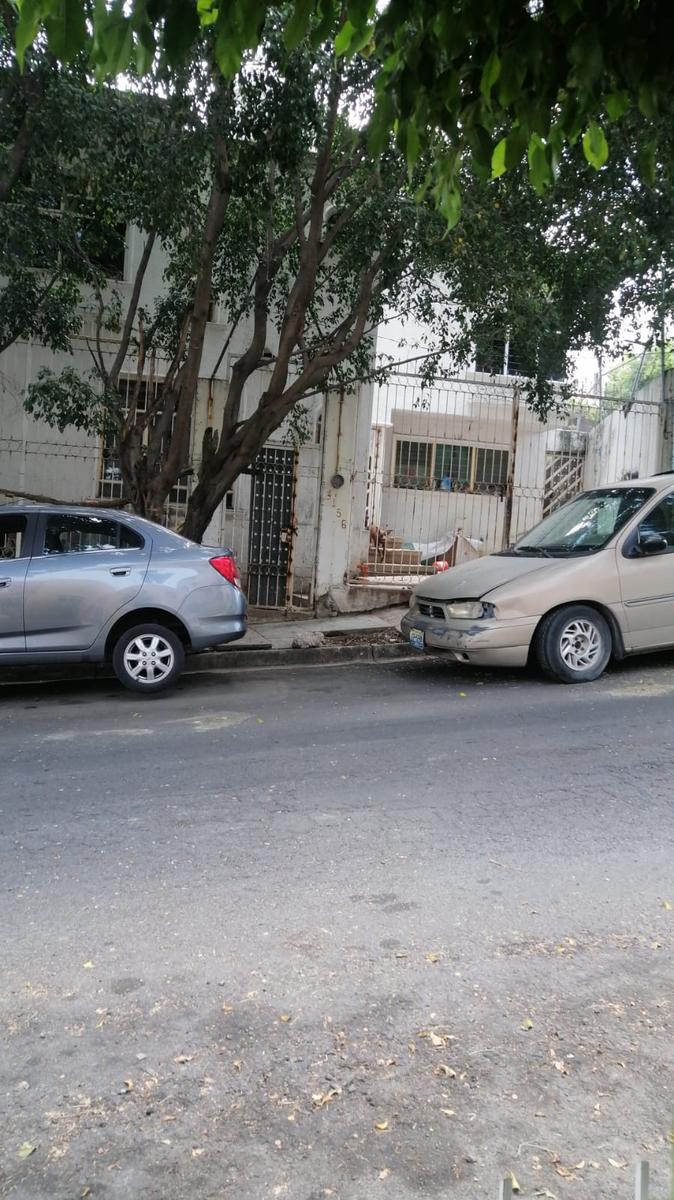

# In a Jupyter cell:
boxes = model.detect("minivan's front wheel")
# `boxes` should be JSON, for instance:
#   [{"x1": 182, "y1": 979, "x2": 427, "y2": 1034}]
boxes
[
  {"x1": 112, "y1": 624, "x2": 185, "y2": 693},
  {"x1": 535, "y1": 605, "x2": 612, "y2": 684}
]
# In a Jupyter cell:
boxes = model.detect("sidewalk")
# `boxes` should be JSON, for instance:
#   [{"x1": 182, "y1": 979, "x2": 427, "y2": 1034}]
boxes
[
  {"x1": 239, "y1": 605, "x2": 407, "y2": 651},
  {"x1": 0, "y1": 606, "x2": 415, "y2": 687}
]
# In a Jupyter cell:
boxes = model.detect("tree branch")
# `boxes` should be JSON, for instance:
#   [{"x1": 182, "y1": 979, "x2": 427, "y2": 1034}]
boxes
[
  {"x1": 0, "y1": 72, "x2": 42, "y2": 203},
  {"x1": 108, "y1": 229, "x2": 157, "y2": 390},
  {"x1": 0, "y1": 486, "x2": 127, "y2": 509}
]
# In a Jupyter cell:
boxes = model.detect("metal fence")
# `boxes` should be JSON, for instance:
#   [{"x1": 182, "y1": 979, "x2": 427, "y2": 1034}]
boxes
[{"x1": 360, "y1": 369, "x2": 665, "y2": 584}]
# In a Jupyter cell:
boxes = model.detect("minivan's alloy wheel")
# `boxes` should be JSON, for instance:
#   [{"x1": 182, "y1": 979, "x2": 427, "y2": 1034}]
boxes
[
  {"x1": 112, "y1": 623, "x2": 185, "y2": 693},
  {"x1": 535, "y1": 604, "x2": 612, "y2": 684}
]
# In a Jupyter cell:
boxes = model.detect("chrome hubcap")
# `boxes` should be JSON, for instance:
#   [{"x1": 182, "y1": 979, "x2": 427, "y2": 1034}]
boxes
[
  {"x1": 559, "y1": 619, "x2": 601, "y2": 671},
  {"x1": 124, "y1": 634, "x2": 174, "y2": 683}
]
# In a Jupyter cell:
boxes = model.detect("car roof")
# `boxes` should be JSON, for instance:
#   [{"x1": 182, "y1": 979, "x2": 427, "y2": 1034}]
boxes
[{"x1": 0, "y1": 502, "x2": 160, "y2": 524}]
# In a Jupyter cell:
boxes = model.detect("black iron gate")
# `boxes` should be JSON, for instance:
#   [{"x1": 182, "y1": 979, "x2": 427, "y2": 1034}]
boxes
[{"x1": 246, "y1": 446, "x2": 297, "y2": 607}]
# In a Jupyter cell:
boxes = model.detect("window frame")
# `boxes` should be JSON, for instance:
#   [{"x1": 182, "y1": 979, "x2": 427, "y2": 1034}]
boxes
[
  {"x1": 392, "y1": 437, "x2": 509, "y2": 495},
  {"x1": 37, "y1": 512, "x2": 145, "y2": 557},
  {"x1": 0, "y1": 513, "x2": 34, "y2": 561}
]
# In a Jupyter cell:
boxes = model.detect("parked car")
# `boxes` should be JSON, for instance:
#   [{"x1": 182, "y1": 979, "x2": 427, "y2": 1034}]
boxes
[
  {"x1": 0, "y1": 505, "x2": 247, "y2": 693},
  {"x1": 401, "y1": 473, "x2": 674, "y2": 683}
]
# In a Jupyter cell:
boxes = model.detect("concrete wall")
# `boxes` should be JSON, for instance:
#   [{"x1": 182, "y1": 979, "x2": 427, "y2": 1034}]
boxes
[{"x1": 583, "y1": 402, "x2": 663, "y2": 488}]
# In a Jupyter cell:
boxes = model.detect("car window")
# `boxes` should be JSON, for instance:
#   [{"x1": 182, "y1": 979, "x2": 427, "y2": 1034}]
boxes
[
  {"x1": 42, "y1": 514, "x2": 144, "y2": 554},
  {"x1": 0, "y1": 515, "x2": 28, "y2": 559},
  {"x1": 638, "y1": 492, "x2": 674, "y2": 550},
  {"x1": 512, "y1": 487, "x2": 654, "y2": 556}
]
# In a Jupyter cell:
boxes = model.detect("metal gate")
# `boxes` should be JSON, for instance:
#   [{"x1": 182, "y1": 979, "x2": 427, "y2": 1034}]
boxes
[{"x1": 246, "y1": 446, "x2": 297, "y2": 607}]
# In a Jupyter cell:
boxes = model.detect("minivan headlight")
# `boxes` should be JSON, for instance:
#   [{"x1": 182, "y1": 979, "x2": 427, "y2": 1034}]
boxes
[{"x1": 445, "y1": 600, "x2": 488, "y2": 619}]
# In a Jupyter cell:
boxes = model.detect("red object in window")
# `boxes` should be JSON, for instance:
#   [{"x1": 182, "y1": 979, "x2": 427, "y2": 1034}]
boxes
[{"x1": 210, "y1": 555, "x2": 241, "y2": 588}]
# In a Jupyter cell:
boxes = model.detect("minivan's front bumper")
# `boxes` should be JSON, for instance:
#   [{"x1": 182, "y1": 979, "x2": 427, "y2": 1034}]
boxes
[{"x1": 401, "y1": 609, "x2": 537, "y2": 668}]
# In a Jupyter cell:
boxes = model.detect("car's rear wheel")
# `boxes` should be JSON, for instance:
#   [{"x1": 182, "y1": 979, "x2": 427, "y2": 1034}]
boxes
[
  {"x1": 535, "y1": 604, "x2": 612, "y2": 684},
  {"x1": 112, "y1": 623, "x2": 184, "y2": 693}
]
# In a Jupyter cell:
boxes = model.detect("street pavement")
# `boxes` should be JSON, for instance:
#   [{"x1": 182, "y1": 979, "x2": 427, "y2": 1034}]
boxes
[{"x1": 1, "y1": 653, "x2": 674, "y2": 1200}]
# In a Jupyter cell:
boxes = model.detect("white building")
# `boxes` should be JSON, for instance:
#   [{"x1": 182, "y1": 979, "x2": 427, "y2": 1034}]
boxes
[{"x1": 0, "y1": 227, "x2": 374, "y2": 611}]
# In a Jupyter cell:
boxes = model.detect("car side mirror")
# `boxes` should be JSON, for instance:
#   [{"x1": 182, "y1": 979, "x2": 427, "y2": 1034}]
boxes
[{"x1": 640, "y1": 534, "x2": 668, "y2": 556}]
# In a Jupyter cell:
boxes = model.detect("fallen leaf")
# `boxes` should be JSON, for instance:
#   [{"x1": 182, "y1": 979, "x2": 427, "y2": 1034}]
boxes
[
  {"x1": 136, "y1": 1053, "x2": 147, "y2": 1062},
  {"x1": 440, "y1": 1108, "x2": 455, "y2": 1117},
  {"x1": 434, "y1": 1064, "x2": 456, "y2": 1077},
  {"x1": 161, "y1": 1139, "x2": 172, "y2": 1146},
  {"x1": 459, "y1": 691, "x2": 467, "y2": 697},
  {"x1": 174, "y1": 1055, "x2": 193, "y2": 1064},
  {"x1": 534, "y1": 1190, "x2": 558, "y2": 1199},
  {"x1": 279, "y1": 1014, "x2": 291, "y2": 1023},
  {"x1": 18, "y1": 1142, "x2": 37, "y2": 1159},
  {"x1": 379, "y1": 1168, "x2": 390, "y2": 1180},
  {"x1": 552, "y1": 1058, "x2": 568, "y2": 1075},
  {"x1": 521, "y1": 1018, "x2": 534, "y2": 1031},
  {"x1": 312, "y1": 1088, "x2": 341, "y2": 1109},
  {"x1": 191, "y1": 1148, "x2": 205, "y2": 1158},
  {"x1": 233, "y1": 1060, "x2": 242, "y2": 1072},
  {"x1": 509, "y1": 1172, "x2": 520, "y2": 1193},
  {"x1": 429, "y1": 1032, "x2": 447, "y2": 1047},
  {"x1": 374, "y1": 1120, "x2": 389, "y2": 1132},
  {"x1": 119, "y1": 1079, "x2": 134, "y2": 1094},
  {"x1": 663, "y1": 900, "x2": 673, "y2": 911},
  {"x1": 425, "y1": 952, "x2": 441, "y2": 964},
  {"x1": 83, "y1": 961, "x2": 94, "y2": 970},
  {"x1": 608, "y1": 1158, "x2": 627, "y2": 1169},
  {"x1": 574, "y1": 1161, "x2": 586, "y2": 1170},
  {"x1": 394, "y1": 952, "x2": 407, "y2": 959},
  {"x1": 81, "y1": 1190, "x2": 91, "y2": 1199},
  {"x1": 552, "y1": 1158, "x2": 576, "y2": 1180},
  {"x1": 221, "y1": 1004, "x2": 234, "y2": 1014}
]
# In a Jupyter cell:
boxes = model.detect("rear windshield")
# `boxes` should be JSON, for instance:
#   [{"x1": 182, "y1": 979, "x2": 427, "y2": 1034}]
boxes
[{"x1": 512, "y1": 488, "x2": 654, "y2": 556}]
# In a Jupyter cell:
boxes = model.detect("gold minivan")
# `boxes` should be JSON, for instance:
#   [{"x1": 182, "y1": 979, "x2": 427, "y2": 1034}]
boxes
[{"x1": 401, "y1": 474, "x2": 674, "y2": 683}]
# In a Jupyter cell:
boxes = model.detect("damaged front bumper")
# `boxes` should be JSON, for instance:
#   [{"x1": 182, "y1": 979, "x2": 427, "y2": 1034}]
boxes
[{"x1": 400, "y1": 609, "x2": 537, "y2": 669}]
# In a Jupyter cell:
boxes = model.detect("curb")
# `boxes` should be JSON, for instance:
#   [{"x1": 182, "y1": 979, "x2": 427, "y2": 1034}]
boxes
[{"x1": 0, "y1": 641, "x2": 425, "y2": 688}]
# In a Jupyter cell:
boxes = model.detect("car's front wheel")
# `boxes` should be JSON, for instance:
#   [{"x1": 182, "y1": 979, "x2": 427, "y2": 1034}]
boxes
[
  {"x1": 535, "y1": 604, "x2": 612, "y2": 683},
  {"x1": 112, "y1": 624, "x2": 185, "y2": 693}
]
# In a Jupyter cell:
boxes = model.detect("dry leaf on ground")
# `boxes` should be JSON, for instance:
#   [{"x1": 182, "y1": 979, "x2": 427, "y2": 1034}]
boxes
[
  {"x1": 18, "y1": 1142, "x2": 37, "y2": 1159},
  {"x1": 174, "y1": 1055, "x2": 193, "y2": 1064},
  {"x1": 425, "y1": 952, "x2": 441, "y2": 963},
  {"x1": 608, "y1": 1158, "x2": 627, "y2": 1169},
  {"x1": 434, "y1": 1064, "x2": 456, "y2": 1077},
  {"x1": 521, "y1": 1018, "x2": 534, "y2": 1030},
  {"x1": 312, "y1": 1088, "x2": 341, "y2": 1109},
  {"x1": 374, "y1": 1120, "x2": 389, "y2": 1132},
  {"x1": 440, "y1": 1108, "x2": 455, "y2": 1117}
]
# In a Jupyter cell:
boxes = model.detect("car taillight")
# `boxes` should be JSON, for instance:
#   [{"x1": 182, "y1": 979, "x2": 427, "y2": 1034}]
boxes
[{"x1": 210, "y1": 555, "x2": 241, "y2": 588}]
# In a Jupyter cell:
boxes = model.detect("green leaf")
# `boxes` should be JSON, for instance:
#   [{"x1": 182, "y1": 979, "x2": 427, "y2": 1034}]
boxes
[
  {"x1": 582, "y1": 121, "x2": 608, "y2": 170},
  {"x1": 284, "y1": 0, "x2": 313, "y2": 50},
  {"x1": 15, "y1": 0, "x2": 43, "y2": 69},
  {"x1": 367, "y1": 92, "x2": 394, "y2": 159},
  {"x1": 163, "y1": 0, "x2": 200, "y2": 68},
  {"x1": 438, "y1": 183, "x2": 461, "y2": 230},
  {"x1": 528, "y1": 133, "x2": 551, "y2": 194},
  {"x1": 491, "y1": 137, "x2": 507, "y2": 179},
  {"x1": 134, "y1": 20, "x2": 156, "y2": 73},
  {"x1": 197, "y1": 0, "x2": 219, "y2": 29},
  {"x1": 44, "y1": 0, "x2": 87, "y2": 60},
  {"x1": 480, "y1": 49, "x2": 501, "y2": 101},
  {"x1": 334, "y1": 18, "x2": 356, "y2": 55},
  {"x1": 638, "y1": 83, "x2": 658, "y2": 120},
  {"x1": 605, "y1": 90, "x2": 629, "y2": 122}
]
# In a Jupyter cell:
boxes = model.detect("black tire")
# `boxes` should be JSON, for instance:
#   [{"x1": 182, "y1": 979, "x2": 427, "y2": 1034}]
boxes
[
  {"x1": 112, "y1": 623, "x2": 185, "y2": 694},
  {"x1": 535, "y1": 604, "x2": 612, "y2": 684}
]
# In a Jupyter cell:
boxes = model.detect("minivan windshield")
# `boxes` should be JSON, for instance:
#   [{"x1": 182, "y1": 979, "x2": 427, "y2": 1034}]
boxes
[{"x1": 511, "y1": 487, "x2": 654, "y2": 556}]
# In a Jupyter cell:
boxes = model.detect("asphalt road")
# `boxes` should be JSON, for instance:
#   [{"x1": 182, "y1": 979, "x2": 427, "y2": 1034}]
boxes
[{"x1": 1, "y1": 653, "x2": 674, "y2": 1200}]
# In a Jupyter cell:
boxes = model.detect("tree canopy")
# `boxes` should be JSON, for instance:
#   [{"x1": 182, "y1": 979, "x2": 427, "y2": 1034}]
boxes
[
  {"x1": 9, "y1": 0, "x2": 673, "y2": 225},
  {"x1": 3, "y1": 5, "x2": 674, "y2": 540}
]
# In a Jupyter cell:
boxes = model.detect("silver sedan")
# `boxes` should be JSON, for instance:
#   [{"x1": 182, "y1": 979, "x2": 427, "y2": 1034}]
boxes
[{"x1": 0, "y1": 504, "x2": 247, "y2": 693}]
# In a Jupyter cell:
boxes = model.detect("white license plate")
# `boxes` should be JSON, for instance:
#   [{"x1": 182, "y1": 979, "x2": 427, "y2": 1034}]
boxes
[{"x1": 409, "y1": 628, "x2": 425, "y2": 651}]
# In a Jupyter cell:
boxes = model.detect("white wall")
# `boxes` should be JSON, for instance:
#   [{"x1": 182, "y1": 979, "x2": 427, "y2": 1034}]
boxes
[{"x1": 583, "y1": 403, "x2": 663, "y2": 488}]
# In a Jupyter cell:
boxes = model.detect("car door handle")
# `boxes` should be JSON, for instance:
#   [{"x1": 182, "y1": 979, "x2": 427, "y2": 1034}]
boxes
[
  {"x1": 0, "y1": 578, "x2": 11, "y2": 587},
  {"x1": 110, "y1": 566, "x2": 132, "y2": 576}
]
